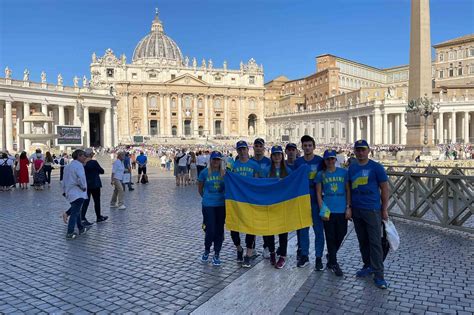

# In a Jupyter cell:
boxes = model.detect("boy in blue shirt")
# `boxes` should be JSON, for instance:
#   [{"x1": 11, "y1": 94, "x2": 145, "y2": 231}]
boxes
[
  {"x1": 349, "y1": 139, "x2": 389, "y2": 289},
  {"x1": 315, "y1": 149, "x2": 351, "y2": 276},
  {"x1": 198, "y1": 151, "x2": 226, "y2": 266},
  {"x1": 136, "y1": 151, "x2": 148, "y2": 183},
  {"x1": 294, "y1": 135, "x2": 325, "y2": 270},
  {"x1": 229, "y1": 140, "x2": 260, "y2": 268}
]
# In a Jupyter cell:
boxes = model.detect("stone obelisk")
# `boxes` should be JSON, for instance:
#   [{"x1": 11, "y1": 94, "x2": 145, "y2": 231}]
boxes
[{"x1": 406, "y1": 0, "x2": 434, "y2": 151}]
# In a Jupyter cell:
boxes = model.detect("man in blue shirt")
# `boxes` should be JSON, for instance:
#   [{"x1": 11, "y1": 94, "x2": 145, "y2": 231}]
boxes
[
  {"x1": 294, "y1": 135, "x2": 325, "y2": 270},
  {"x1": 349, "y1": 139, "x2": 389, "y2": 289},
  {"x1": 285, "y1": 143, "x2": 298, "y2": 171},
  {"x1": 136, "y1": 151, "x2": 148, "y2": 183},
  {"x1": 230, "y1": 140, "x2": 260, "y2": 268},
  {"x1": 251, "y1": 138, "x2": 272, "y2": 258}
]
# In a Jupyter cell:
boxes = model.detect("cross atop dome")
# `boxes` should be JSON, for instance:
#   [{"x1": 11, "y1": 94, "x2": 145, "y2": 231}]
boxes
[{"x1": 151, "y1": 7, "x2": 163, "y2": 33}]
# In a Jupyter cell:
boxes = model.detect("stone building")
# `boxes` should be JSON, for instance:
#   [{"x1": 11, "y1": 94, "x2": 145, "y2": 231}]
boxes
[
  {"x1": 90, "y1": 11, "x2": 265, "y2": 143},
  {"x1": 265, "y1": 35, "x2": 474, "y2": 146}
]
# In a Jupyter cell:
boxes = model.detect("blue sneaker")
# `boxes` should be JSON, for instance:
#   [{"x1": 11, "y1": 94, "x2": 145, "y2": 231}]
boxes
[
  {"x1": 356, "y1": 266, "x2": 374, "y2": 277},
  {"x1": 201, "y1": 252, "x2": 209, "y2": 263},
  {"x1": 212, "y1": 255, "x2": 221, "y2": 266},
  {"x1": 374, "y1": 278, "x2": 388, "y2": 289}
]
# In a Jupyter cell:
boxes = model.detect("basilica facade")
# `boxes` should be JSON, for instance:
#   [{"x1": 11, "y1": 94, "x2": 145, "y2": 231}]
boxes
[{"x1": 90, "y1": 11, "x2": 265, "y2": 143}]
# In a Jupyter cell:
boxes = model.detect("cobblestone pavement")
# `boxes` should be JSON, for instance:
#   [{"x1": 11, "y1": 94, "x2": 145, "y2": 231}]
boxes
[{"x1": 1, "y1": 156, "x2": 473, "y2": 314}]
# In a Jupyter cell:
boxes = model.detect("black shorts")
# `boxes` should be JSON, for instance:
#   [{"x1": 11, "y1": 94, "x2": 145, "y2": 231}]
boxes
[{"x1": 138, "y1": 166, "x2": 147, "y2": 175}]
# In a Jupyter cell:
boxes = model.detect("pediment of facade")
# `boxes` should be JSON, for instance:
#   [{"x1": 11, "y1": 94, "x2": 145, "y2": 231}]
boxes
[{"x1": 165, "y1": 74, "x2": 209, "y2": 86}]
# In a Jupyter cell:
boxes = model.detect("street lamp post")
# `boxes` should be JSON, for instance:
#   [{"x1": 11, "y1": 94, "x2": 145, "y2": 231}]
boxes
[{"x1": 406, "y1": 95, "x2": 440, "y2": 147}]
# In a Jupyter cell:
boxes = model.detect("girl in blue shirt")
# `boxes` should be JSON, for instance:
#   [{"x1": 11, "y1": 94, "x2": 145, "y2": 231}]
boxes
[
  {"x1": 198, "y1": 151, "x2": 226, "y2": 266},
  {"x1": 315, "y1": 149, "x2": 351, "y2": 277},
  {"x1": 264, "y1": 145, "x2": 292, "y2": 269}
]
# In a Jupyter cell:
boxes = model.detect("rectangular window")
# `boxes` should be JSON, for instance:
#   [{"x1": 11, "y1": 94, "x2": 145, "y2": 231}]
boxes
[
  {"x1": 439, "y1": 70, "x2": 444, "y2": 78},
  {"x1": 449, "y1": 51, "x2": 455, "y2": 60},
  {"x1": 198, "y1": 75, "x2": 203, "y2": 80},
  {"x1": 438, "y1": 53, "x2": 444, "y2": 61},
  {"x1": 470, "y1": 48, "x2": 474, "y2": 57},
  {"x1": 171, "y1": 74, "x2": 176, "y2": 79},
  {"x1": 342, "y1": 127, "x2": 346, "y2": 138},
  {"x1": 449, "y1": 69, "x2": 454, "y2": 77},
  {"x1": 107, "y1": 68, "x2": 114, "y2": 78},
  {"x1": 149, "y1": 73, "x2": 156, "y2": 79},
  {"x1": 131, "y1": 73, "x2": 137, "y2": 79},
  {"x1": 231, "y1": 77, "x2": 236, "y2": 81},
  {"x1": 249, "y1": 76, "x2": 255, "y2": 85},
  {"x1": 457, "y1": 50, "x2": 463, "y2": 59},
  {"x1": 470, "y1": 65, "x2": 474, "y2": 74},
  {"x1": 458, "y1": 67, "x2": 463, "y2": 76}
]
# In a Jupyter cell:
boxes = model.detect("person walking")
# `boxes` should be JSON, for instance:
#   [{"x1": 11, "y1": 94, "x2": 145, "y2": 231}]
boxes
[
  {"x1": 0, "y1": 152, "x2": 15, "y2": 191},
  {"x1": 315, "y1": 149, "x2": 351, "y2": 277},
  {"x1": 81, "y1": 148, "x2": 108, "y2": 225},
  {"x1": 18, "y1": 151, "x2": 30, "y2": 189},
  {"x1": 263, "y1": 145, "x2": 292, "y2": 269},
  {"x1": 111, "y1": 152, "x2": 126, "y2": 210},
  {"x1": 61, "y1": 149, "x2": 90, "y2": 240},
  {"x1": 43, "y1": 151, "x2": 54, "y2": 188},
  {"x1": 189, "y1": 151, "x2": 198, "y2": 185},
  {"x1": 349, "y1": 140, "x2": 389, "y2": 289},
  {"x1": 294, "y1": 135, "x2": 325, "y2": 269},
  {"x1": 59, "y1": 153, "x2": 68, "y2": 181},
  {"x1": 122, "y1": 152, "x2": 134, "y2": 191},
  {"x1": 136, "y1": 151, "x2": 148, "y2": 184},
  {"x1": 198, "y1": 151, "x2": 226, "y2": 266}
]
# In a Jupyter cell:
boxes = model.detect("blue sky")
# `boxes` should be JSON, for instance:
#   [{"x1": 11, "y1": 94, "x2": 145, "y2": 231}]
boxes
[{"x1": 1, "y1": 0, "x2": 473, "y2": 85}]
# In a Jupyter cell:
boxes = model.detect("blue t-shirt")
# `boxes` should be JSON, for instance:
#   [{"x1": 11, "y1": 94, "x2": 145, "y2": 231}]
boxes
[
  {"x1": 198, "y1": 169, "x2": 225, "y2": 207},
  {"x1": 123, "y1": 156, "x2": 131, "y2": 169},
  {"x1": 315, "y1": 167, "x2": 348, "y2": 214},
  {"x1": 136, "y1": 155, "x2": 147, "y2": 166},
  {"x1": 231, "y1": 159, "x2": 259, "y2": 177},
  {"x1": 295, "y1": 155, "x2": 324, "y2": 204},
  {"x1": 348, "y1": 160, "x2": 388, "y2": 211},
  {"x1": 251, "y1": 156, "x2": 271, "y2": 178},
  {"x1": 285, "y1": 161, "x2": 297, "y2": 171}
]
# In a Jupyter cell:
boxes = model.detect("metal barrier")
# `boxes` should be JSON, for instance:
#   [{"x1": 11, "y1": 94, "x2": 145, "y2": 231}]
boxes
[{"x1": 385, "y1": 166, "x2": 474, "y2": 233}]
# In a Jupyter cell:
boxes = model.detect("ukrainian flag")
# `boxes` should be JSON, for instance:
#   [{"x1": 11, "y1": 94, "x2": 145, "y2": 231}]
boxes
[{"x1": 224, "y1": 166, "x2": 312, "y2": 235}]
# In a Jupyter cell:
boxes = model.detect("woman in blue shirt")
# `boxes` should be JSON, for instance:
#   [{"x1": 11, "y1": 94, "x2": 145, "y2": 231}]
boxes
[
  {"x1": 315, "y1": 149, "x2": 351, "y2": 277},
  {"x1": 198, "y1": 151, "x2": 226, "y2": 266},
  {"x1": 264, "y1": 145, "x2": 292, "y2": 269}
]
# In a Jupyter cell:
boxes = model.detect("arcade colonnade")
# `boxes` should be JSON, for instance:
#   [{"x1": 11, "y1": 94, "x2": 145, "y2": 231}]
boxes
[{"x1": 0, "y1": 78, "x2": 116, "y2": 152}]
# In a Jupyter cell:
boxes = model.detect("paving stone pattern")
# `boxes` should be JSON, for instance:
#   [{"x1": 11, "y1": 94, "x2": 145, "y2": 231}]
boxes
[
  {"x1": 281, "y1": 219, "x2": 474, "y2": 315},
  {"x1": 1, "y1": 156, "x2": 473, "y2": 314}
]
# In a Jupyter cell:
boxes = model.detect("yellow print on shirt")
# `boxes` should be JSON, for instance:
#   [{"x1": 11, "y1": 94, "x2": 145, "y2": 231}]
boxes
[
  {"x1": 351, "y1": 170, "x2": 370, "y2": 189},
  {"x1": 330, "y1": 183, "x2": 338, "y2": 193},
  {"x1": 233, "y1": 166, "x2": 254, "y2": 175}
]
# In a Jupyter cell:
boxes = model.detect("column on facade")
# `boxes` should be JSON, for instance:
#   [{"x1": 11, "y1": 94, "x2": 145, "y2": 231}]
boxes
[
  {"x1": 41, "y1": 103, "x2": 49, "y2": 135},
  {"x1": 159, "y1": 94, "x2": 165, "y2": 136},
  {"x1": 193, "y1": 94, "x2": 199, "y2": 136},
  {"x1": 209, "y1": 96, "x2": 214, "y2": 136},
  {"x1": 470, "y1": 112, "x2": 474, "y2": 143},
  {"x1": 0, "y1": 103, "x2": 4, "y2": 150},
  {"x1": 16, "y1": 104, "x2": 23, "y2": 150},
  {"x1": 464, "y1": 111, "x2": 470, "y2": 143},
  {"x1": 388, "y1": 118, "x2": 393, "y2": 145},
  {"x1": 383, "y1": 113, "x2": 388, "y2": 144},
  {"x1": 366, "y1": 115, "x2": 372, "y2": 144},
  {"x1": 124, "y1": 92, "x2": 130, "y2": 139},
  {"x1": 142, "y1": 94, "x2": 148, "y2": 135},
  {"x1": 326, "y1": 119, "x2": 330, "y2": 143},
  {"x1": 5, "y1": 101, "x2": 13, "y2": 152},
  {"x1": 347, "y1": 116, "x2": 353, "y2": 143},
  {"x1": 438, "y1": 112, "x2": 444, "y2": 143},
  {"x1": 223, "y1": 96, "x2": 228, "y2": 135},
  {"x1": 83, "y1": 105, "x2": 90, "y2": 147},
  {"x1": 113, "y1": 106, "x2": 118, "y2": 146},
  {"x1": 177, "y1": 94, "x2": 183, "y2": 136},
  {"x1": 166, "y1": 95, "x2": 172, "y2": 136},
  {"x1": 394, "y1": 114, "x2": 400, "y2": 144},
  {"x1": 23, "y1": 103, "x2": 31, "y2": 150},
  {"x1": 104, "y1": 108, "x2": 112, "y2": 148},
  {"x1": 57, "y1": 105, "x2": 65, "y2": 151},
  {"x1": 204, "y1": 95, "x2": 209, "y2": 134},
  {"x1": 259, "y1": 98, "x2": 265, "y2": 137},
  {"x1": 354, "y1": 116, "x2": 360, "y2": 140},
  {"x1": 451, "y1": 111, "x2": 457, "y2": 143},
  {"x1": 373, "y1": 109, "x2": 382, "y2": 145},
  {"x1": 400, "y1": 113, "x2": 407, "y2": 145},
  {"x1": 239, "y1": 97, "x2": 244, "y2": 136}
]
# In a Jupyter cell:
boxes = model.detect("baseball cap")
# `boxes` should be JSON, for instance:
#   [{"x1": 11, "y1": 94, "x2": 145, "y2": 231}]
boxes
[
  {"x1": 285, "y1": 143, "x2": 297, "y2": 150},
  {"x1": 210, "y1": 151, "x2": 223, "y2": 159},
  {"x1": 236, "y1": 140, "x2": 248, "y2": 149},
  {"x1": 254, "y1": 138, "x2": 265, "y2": 145},
  {"x1": 271, "y1": 145, "x2": 283, "y2": 154},
  {"x1": 354, "y1": 139, "x2": 370, "y2": 149},
  {"x1": 323, "y1": 149, "x2": 337, "y2": 160}
]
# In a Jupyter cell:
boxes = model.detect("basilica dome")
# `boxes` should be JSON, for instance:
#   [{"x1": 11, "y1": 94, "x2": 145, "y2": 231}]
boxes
[{"x1": 132, "y1": 12, "x2": 183, "y2": 65}]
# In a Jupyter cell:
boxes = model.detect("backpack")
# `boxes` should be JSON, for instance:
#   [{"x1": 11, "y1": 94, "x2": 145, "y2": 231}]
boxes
[{"x1": 140, "y1": 174, "x2": 148, "y2": 184}]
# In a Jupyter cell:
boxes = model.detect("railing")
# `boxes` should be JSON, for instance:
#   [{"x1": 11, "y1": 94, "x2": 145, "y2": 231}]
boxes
[{"x1": 386, "y1": 166, "x2": 474, "y2": 233}]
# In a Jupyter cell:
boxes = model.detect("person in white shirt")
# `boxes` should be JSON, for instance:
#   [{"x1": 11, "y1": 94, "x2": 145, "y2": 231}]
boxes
[
  {"x1": 61, "y1": 149, "x2": 90, "y2": 240},
  {"x1": 196, "y1": 151, "x2": 207, "y2": 177},
  {"x1": 110, "y1": 152, "x2": 126, "y2": 210},
  {"x1": 160, "y1": 155, "x2": 167, "y2": 170},
  {"x1": 176, "y1": 149, "x2": 189, "y2": 186}
]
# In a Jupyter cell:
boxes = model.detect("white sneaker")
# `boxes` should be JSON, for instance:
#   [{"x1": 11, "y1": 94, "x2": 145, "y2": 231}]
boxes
[
  {"x1": 110, "y1": 204, "x2": 118, "y2": 208},
  {"x1": 263, "y1": 247, "x2": 270, "y2": 259},
  {"x1": 118, "y1": 205, "x2": 127, "y2": 210}
]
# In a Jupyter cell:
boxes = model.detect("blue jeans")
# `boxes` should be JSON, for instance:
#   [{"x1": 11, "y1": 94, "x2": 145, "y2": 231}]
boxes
[
  {"x1": 67, "y1": 198, "x2": 84, "y2": 234},
  {"x1": 298, "y1": 202, "x2": 325, "y2": 258},
  {"x1": 202, "y1": 206, "x2": 226, "y2": 255}
]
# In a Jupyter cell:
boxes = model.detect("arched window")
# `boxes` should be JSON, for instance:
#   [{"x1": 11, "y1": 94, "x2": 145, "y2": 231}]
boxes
[
  {"x1": 198, "y1": 99, "x2": 203, "y2": 109},
  {"x1": 150, "y1": 96, "x2": 157, "y2": 108},
  {"x1": 249, "y1": 99, "x2": 256, "y2": 110},
  {"x1": 231, "y1": 99, "x2": 236, "y2": 110},
  {"x1": 171, "y1": 98, "x2": 176, "y2": 108},
  {"x1": 214, "y1": 98, "x2": 221, "y2": 108}
]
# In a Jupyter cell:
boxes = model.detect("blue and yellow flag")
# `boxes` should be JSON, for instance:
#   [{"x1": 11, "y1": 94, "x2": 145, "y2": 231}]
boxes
[{"x1": 224, "y1": 166, "x2": 312, "y2": 235}]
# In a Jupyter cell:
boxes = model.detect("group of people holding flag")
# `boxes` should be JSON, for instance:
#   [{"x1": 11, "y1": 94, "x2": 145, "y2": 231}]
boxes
[{"x1": 197, "y1": 135, "x2": 389, "y2": 290}]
